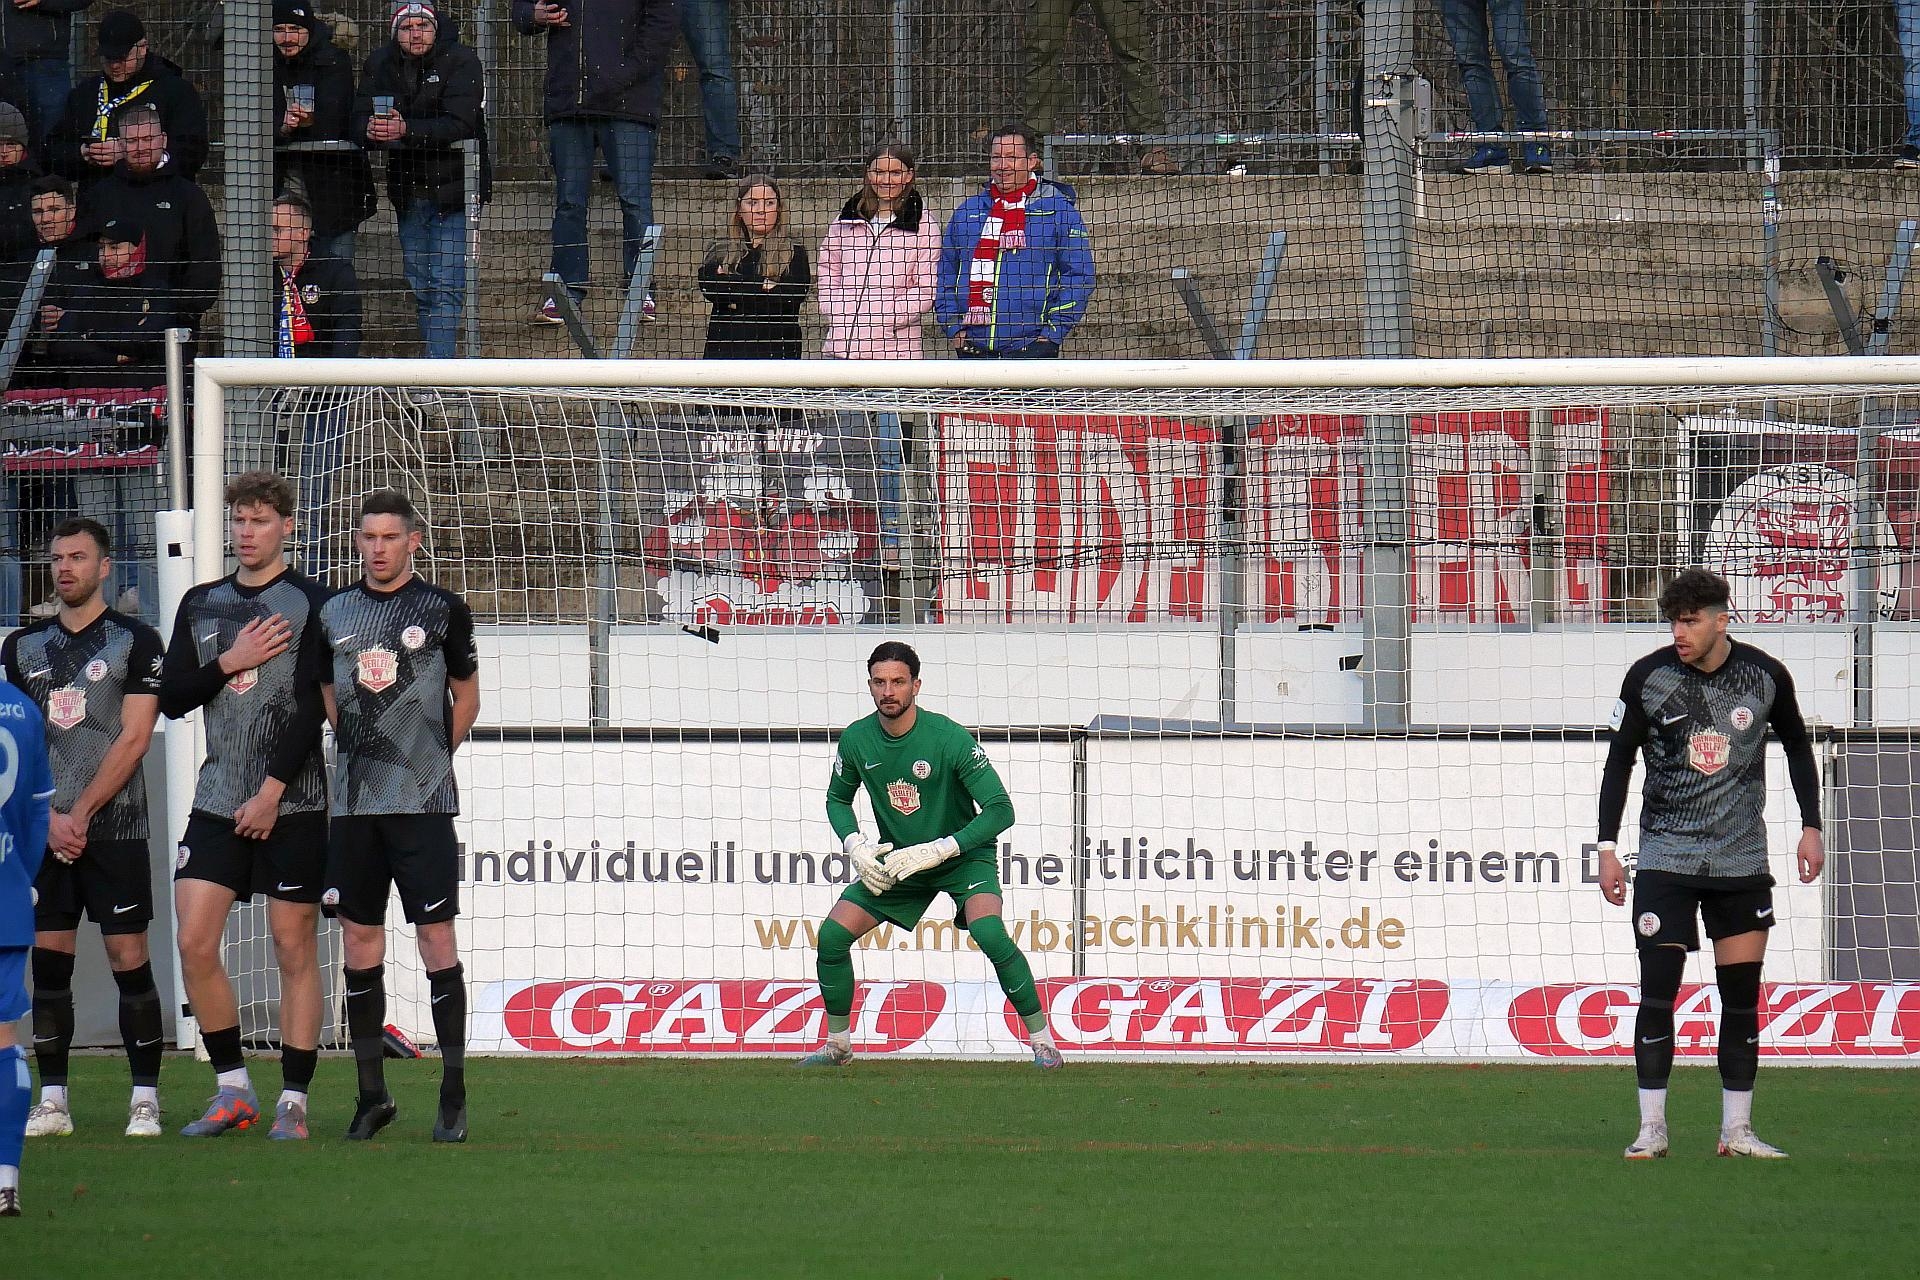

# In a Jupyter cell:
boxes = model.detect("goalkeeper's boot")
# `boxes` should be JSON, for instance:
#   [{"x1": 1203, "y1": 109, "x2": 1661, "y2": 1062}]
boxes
[
  {"x1": 0, "y1": 1187, "x2": 19, "y2": 1217},
  {"x1": 269, "y1": 1099, "x2": 310, "y2": 1141},
  {"x1": 432, "y1": 1097, "x2": 468, "y2": 1144},
  {"x1": 795, "y1": 1041, "x2": 852, "y2": 1068},
  {"x1": 1031, "y1": 1040, "x2": 1064, "y2": 1071},
  {"x1": 344, "y1": 1093, "x2": 398, "y2": 1141},
  {"x1": 23, "y1": 1097, "x2": 72, "y2": 1137},
  {"x1": 1623, "y1": 1123, "x2": 1668, "y2": 1159},
  {"x1": 179, "y1": 1088, "x2": 256, "y2": 1137},
  {"x1": 126, "y1": 1097, "x2": 164, "y2": 1138},
  {"x1": 1717, "y1": 1125, "x2": 1788, "y2": 1159}
]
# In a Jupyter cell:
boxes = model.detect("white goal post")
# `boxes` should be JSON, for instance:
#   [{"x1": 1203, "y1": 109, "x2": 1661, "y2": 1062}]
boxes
[{"x1": 171, "y1": 355, "x2": 1920, "y2": 1063}]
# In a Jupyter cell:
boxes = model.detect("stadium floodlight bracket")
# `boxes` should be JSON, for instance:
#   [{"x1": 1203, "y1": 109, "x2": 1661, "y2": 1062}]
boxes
[
  {"x1": 1816, "y1": 257, "x2": 1865, "y2": 356},
  {"x1": 542, "y1": 272, "x2": 601, "y2": 358}
]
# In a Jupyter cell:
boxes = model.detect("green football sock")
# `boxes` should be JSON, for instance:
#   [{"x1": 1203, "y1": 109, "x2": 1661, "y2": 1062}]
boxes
[
  {"x1": 816, "y1": 918, "x2": 857, "y2": 1021},
  {"x1": 968, "y1": 914, "x2": 1042, "y2": 1021}
]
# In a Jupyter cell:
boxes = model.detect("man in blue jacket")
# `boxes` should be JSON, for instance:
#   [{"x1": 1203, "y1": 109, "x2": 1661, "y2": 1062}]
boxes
[
  {"x1": 0, "y1": 676, "x2": 55, "y2": 1216},
  {"x1": 514, "y1": 0, "x2": 680, "y2": 325},
  {"x1": 936, "y1": 124, "x2": 1093, "y2": 359}
]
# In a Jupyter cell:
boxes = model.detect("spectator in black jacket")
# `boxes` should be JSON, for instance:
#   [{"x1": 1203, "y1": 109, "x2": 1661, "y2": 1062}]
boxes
[
  {"x1": 0, "y1": 103, "x2": 41, "y2": 261},
  {"x1": 698, "y1": 175, "x2": 810, "y2": 359},
  {"x1": 48, "y1": 10, "x2": 209, "y2": 188},
  {"x1": 80, "y1": 102, "x2": 220, "y2": 324},
  {"x1": 39, "y1": 212, "x2": 169, "y2": 388},
  {"x1": 0, "y1": 0, "x2": 91, "y2": 149},
  {"x1": 4, "y1": 177, "x2": 96, "y2": 386},
  {"x1": 353, "y1": 0, "x2": 484, "y2": 358},
  {"x1": 273, "y1": 0, "x2": 375, "y2": 264},
  {"x1": 272, "y1": 193, "x2": 360, "y2": 357},
  {"x1": 513, "y1": 0, "x2": 678, "y2": 325}
]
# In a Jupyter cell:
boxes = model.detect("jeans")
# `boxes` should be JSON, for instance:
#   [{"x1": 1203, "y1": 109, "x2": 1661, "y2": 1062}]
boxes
[
  {"x1": 15, "y1": 58, "x2": 70, "y2": 150},
  {"x1": 549, "y1": 118, "x2": 657, "y2": 292},
  {"x1": 680, "y1": 0, "x2": 742, "y2": 160},
  {"x1": 397, "y1": 198, "x2": 467, "y2": 359},
  {"x1": 1439, "y1": 0, "x2": 1548, "y2": 133},
  {"x1": 1900, "y1": 1, "x2": 1920, "y2": 146}
]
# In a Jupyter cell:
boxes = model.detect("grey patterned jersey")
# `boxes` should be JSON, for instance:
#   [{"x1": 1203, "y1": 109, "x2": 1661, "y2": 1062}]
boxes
[
  {"x1": 162, "y1": 570, "x2": 330, "y2": 818},
  {"x1": 1599, "y1": 639, "x2": 1821, "y2": 878},
  {"x1": 1, "y1": 609, "x2": 164, "y2": 840},
  {"x1": 319, "y1": 576, "x2": 477, "y2": 816}
]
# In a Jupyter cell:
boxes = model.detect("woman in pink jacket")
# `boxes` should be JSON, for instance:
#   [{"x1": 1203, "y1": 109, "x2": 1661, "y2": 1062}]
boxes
[{"x1": 817, "y1": 143, "x2": 939, "y2": 548}]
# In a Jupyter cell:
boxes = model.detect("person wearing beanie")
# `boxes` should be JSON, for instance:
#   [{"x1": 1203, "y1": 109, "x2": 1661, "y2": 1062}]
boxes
[
  {"x1": 273, "y1": 0, "x2": 375, "y2": 264},
  {"x1": 353, "y1": 0, "x2": 487, "y2": 358},
  {"x1": 46, "y1": 9, "x2": 210, "y2": 188},
  {"x1": 0, "y1": 0, "x2": 90, "y2": 150},
  {"x1": 0, "y1": 103, "x2": 41, "y2": 262},
  {"x1": 512, "y1": 0, "x2": 679, "y2": 325}
]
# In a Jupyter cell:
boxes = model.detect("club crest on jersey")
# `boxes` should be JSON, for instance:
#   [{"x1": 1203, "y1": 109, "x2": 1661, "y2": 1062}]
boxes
[
  {"x1": 912, "y1": 759, "x2": 931, "y2": 780},
  {"x1": 887, "y1": 780, "x2": 921, "y2": 815},
  {"x1": 1730, "y1": 705, "x2": 1755, "y2": 732},
  {"x1": 1688, "y1": 729, "x2": 1730, "y2": 776},
  {"x1": 226, "y1": 667, "x2": 258, "y2": 695},
  {"x1": 1637, "y1": 911, "x2": 1660, "y2": 937},
  {"x1": 401, "y1": 625, "x2": 428, "y2": 652},
  {"x1": 356, "y1": 646, "x2": 398, "y2": 692},
  {"x1": 84, "y1": 658, "x2": 108, "y2": 682},
  {"x1": 48, "y1": 685, "x2": 86, "y2": 729}
]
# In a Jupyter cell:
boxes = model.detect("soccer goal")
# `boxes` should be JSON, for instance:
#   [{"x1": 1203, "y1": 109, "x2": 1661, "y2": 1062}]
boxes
[{"x1": 179, "y1": 355, "x2": 1920, "y2": 1063}]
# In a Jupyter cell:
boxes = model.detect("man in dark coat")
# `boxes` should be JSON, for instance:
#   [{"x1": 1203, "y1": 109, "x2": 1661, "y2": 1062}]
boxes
[
  {"x1": 0, "y1": 103, "x2": 41, "y2": 261},
  {"x1": 47, "y1": 11, "x2": 209, "y2": 188},
  {"x1": 0, "y1": 0, "x2": 91, "y2": 148},
  {"x1": 512, "y1": 0, "x2": 678, "y2": 323},
  {"x1": 272, "y1": 193, "x2": 361, "y2": 358},
  {"x1": 39, "y1": 212, "x2": 171, "y2": 388},
  {"x1": 273, "y1": 0, "x2": 375, "y2": 264},
  {"x1": 352, "y1": 0, "x2": 485, "y2": 358},
  {"x1": 78, "y1": 102, "x2": 219, "y2": 324}
]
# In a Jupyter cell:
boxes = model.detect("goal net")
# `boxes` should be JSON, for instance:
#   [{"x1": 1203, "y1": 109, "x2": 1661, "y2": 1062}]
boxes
[{"x1": 185, "y1": 357, "x2": 1920, "y2": 1062}]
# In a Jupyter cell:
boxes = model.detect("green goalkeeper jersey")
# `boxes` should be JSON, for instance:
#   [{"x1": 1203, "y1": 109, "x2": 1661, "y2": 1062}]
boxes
[{"x1": 825, "y1": 708, "x2": 1014, "y2": 855}]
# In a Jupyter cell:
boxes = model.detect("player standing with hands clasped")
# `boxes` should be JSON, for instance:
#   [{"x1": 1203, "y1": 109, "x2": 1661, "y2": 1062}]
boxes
[
  {"x1": 1597, "y1": 568, "x2": 1824, "y2": 1160},
  {"x1": 800, "y1": 642, "x2": 1062, "y2": 1069},
  {"x1": 319, "y1": 490, "x2": 480, "y2": 1142}
]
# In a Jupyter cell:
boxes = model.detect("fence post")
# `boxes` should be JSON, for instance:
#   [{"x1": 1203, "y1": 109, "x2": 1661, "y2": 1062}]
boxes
[{"x1": 222, "y1": 0, "x2": 275, "y2": 456}]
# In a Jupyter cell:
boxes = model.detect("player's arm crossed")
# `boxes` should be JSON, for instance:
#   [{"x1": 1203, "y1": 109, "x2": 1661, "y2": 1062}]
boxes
[{"x1": 57, "y1": 692, "x2": 159, "y2": 864}]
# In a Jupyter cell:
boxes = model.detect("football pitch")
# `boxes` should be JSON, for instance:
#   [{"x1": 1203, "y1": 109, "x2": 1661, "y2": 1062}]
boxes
[{"x1": 8, "y1": 1056, "x2": 1917, "y2": 1277}]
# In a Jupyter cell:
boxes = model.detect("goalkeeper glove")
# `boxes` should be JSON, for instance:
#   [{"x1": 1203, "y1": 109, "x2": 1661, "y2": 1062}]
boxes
[
  {"x1": 882, "y1": 835, "x2": 962, "y2": 881},
  {"x1": 843, "y1": 832, "x2": 895, "y2": 894}
]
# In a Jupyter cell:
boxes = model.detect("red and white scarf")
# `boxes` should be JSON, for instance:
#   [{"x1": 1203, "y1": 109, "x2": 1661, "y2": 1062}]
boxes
[{"x1": 964, "y1": 178, "x2": 1034, "y2": 327}]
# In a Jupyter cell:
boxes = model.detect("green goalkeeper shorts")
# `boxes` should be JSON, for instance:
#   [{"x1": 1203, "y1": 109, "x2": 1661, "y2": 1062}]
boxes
[{"x1": 839, "y1": 854, "x2": 1003, "y2": 929}]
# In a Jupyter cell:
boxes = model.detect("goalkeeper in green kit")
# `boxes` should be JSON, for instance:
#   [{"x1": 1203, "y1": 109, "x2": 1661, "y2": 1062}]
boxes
[{"x1": 798, "y1": 642, "x2": 1063, "y2": 1069}]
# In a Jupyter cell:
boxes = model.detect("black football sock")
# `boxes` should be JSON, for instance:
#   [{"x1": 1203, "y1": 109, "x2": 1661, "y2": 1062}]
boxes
[
  {"x1": 30, "y1": 948, "x2": 76, "y2": 1087},
  {"x1": 113, "y1": 963, "x2": 164, "y2": 1088},
  {"x1": 343, "y1": 965, "x2": 388, "y2": 1102},
  {"x1": 1634, "y1": 945, "x2": 1686, "y2": 1091},
  {"x1": 279, "y1": 1044, "x2": 319, "y2": 1096},
  {"x1": 427, "y1": 964, "x2": 467, "y2": 1109}
]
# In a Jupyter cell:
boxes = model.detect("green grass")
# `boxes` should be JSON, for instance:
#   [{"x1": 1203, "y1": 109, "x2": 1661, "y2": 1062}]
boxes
[{"x1": 7, "y1": 1056, "x2": 1918, "y2": 1277}]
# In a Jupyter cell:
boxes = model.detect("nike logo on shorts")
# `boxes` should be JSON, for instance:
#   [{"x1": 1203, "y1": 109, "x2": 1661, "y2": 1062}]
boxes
[
  {"x1": 1756, "y1": 907, "x2": 1773, "y2": 918},
  {"x1": 112, "y1": 903, "x2": 137, "y2": 914},
  {"x1": 276, "y1": 883, "x2": 303, "y2": 892},
  {"x1": 423, "y1": 897, "x2": 449, "y2": 912},
  {"x1": 966, "y1": 881, "x2": 988, "y2": 892}
]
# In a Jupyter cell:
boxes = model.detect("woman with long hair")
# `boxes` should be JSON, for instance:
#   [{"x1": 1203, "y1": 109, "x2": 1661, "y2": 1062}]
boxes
[{"x1": 698, "y1": 175, "x2": 811, "y2": 359}]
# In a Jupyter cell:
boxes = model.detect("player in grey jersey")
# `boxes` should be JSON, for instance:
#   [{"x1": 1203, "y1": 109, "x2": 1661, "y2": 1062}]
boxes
[
  {"x1": 1597, "y1": 568, "x2": 1824, "y2": 1161},
  {"x1": 159, "y1": 472, "x2": 330, "y2": 1141},
  {"x1": 319, "y1": 489, "x2": 479, "y2": 1142},
  {"x1": 0, "y1": 518, "x2": 166, "y2": 1140}
]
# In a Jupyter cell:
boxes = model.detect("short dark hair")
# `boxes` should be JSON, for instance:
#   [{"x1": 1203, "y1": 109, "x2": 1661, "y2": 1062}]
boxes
[
  {"x1": 273, "y1": 192, "x2": 314, "y2": 227},
  {"x1": 1659, "y1": 567, "x2": 1732, "y2": 619},
  {"x1": 51, "y1": 516, "x2": 111, "y2": 555},
  {"x1": 117, "y1": 102, "x2": 163, "y2": 135},
  {"x1": 360, "y1": 487, "x2": 422, "y2": 532},
  {"x1": 29, "y1": 175, "x2": 76, "y2": 204},
  {"x1": 989, "y1": 123, "x2": 1041, "y2": 157},
  {"x1": 226, "y1": 470, "x2": 296, "y2": 518},
  {"x1": 867, "y1": 641, "x2": 920, "y2": 679}
]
